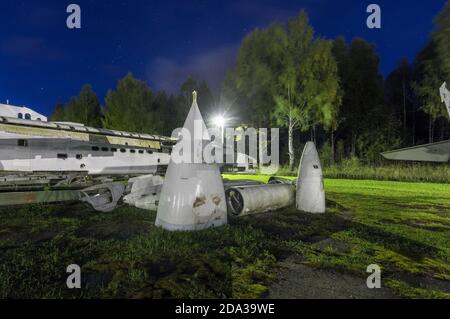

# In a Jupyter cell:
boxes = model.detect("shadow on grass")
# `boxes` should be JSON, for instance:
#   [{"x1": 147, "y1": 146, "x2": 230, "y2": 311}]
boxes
[
  {"x1": 232, "y1": 201, "x2": 442, "y2": 262},
  {"x1": 1, "y1": 191, "x2": 448, "y2": 298},
  {"x1": 0, "y1": 203, "x2": 236, "y2": 298}
]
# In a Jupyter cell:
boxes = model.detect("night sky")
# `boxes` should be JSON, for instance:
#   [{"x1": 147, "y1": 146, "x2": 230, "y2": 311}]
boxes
[{"x1": 0, "y1": 0, "x2": 447, "y2": 116}]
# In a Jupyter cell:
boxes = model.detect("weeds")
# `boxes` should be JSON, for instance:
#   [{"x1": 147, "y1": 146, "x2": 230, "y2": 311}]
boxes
[{"x1": 273, "y1": 161, "x2": 450, "y2": 183}]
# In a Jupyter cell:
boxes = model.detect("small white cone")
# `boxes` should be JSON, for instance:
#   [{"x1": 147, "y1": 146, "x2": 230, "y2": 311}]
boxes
[
  {"x1": 155, "y1": 91, "x2": 227, "y2": 231},
  {"x1": 296, "y1": 141, "x2": 326, "y2": 213}
]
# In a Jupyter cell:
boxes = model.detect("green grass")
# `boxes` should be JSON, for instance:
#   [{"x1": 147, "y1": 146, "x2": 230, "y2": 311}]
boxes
[
  {"x1": 0, "y1": 203, "x2": 273, "y2": 298},
  {"x1": 274, "y1": 162, "x2": 450, "y2": 183},
  {"x1": 324, "y1": 163, "x2": 450, "y2": 183},
  {"x1": 225, "y1": 174, "x2": 450, "y2": 297},
  {"x1": 0, "y1": 176, "x2": 449, "y2": 298}
]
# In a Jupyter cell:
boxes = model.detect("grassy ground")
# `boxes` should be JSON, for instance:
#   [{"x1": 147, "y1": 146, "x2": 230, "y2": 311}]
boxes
[
  {"x1": 0, "y1": 176, "x2": 449, "y2": 298},
  {"x1": 323, "y1": 163, "x2": 450, "y2": 183},
  {"x1": 275, "y1": 162, "x2": 450, "y2": 183}
]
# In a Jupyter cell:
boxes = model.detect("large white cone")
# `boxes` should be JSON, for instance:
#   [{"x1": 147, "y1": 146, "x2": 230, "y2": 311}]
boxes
[
  {"x1": 296, "y1": 142, "x2": 326, "y2": 213},
  {"x1": 155, "y1": 91, "x2": 227, "y2": 231}
]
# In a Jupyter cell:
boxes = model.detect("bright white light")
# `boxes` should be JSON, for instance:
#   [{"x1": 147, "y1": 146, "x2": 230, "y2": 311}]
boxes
[{"x1": 212, "y1": 115, "x2": 226, "y2": 128}]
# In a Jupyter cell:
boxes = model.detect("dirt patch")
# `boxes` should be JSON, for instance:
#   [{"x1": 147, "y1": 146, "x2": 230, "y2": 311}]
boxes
[
  {"x1": 0, "y1": 226, "x2": 30, "y2": 244},
  {"x1": 395, "y1": 203, "x2": 450, "y2": 212},
  {"x1": 28, "y1": 230, "x2": 61, "y2": 243},
  {"x1": 0, "y1": 227, "x2": 61, "y2": 249},
  {"x1": 379, "y1": 218, "x2": 450, "y2": 232},
  {"x1": 76, "y1": 221, "x2": 150, "y2": 240},
  {"x1": 396, "y1": 272, "x2": 450, "y2": 294},
  {"x1": 131, "y1": 257, "x2": 232, "y2": 299},
  {"x1": 403, "y1": 221, "x2": 449, "y2": 232},
  {"x1": 266, "y1": 254, "x2": 397, "y2": 299},
  {"x1": 83, "y1": 271, "x2": 113, "y2": 290},
  {"x1": 311, "y1": 238, "x2": 350, "y2": 254}
]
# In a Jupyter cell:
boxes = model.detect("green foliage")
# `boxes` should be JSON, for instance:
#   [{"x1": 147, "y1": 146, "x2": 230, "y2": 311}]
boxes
[
  {"x1": 319, "y1": 141, "x2": 333, "y2": 167},
  {"x1": 152, "y1": 91, "x2": 184, "y2": 136},
  {"x1": 324, "y1": 162, "x2": 450, "y2": 183},
  {"x1": 50, "y1": 103, "x2": 65, "y2": 122},
  {"x1": 179, "y1": 76, "x2": 216, "y2": 120},
  {"x1": 240, "y1": 160, "x2": 450, "y2": 184},
  {"x1": 385, "y1": 59, "x2": 416, "y2": 145},
  {"x1": 226, "y1": 11, "x2": 341, "y2": 169},
  {"x1": 415, "y1": 41, "x2": 448, "y2": 122},
  {"x1": 356, "y1": 128, "x2": 401, "y2": 165},
  {"x1": 50, "y1": 84, "x2": 103, "y2": 127},
  {"x1": 103, "y1": 73, "x2": 163, "y2": 134},
  {"x1": 335, "y1": 139, "x2": 346, "y2": 163},
  {"x1": 226, "y1": 23, "x2": 286, "y2": 127},
  {"x1": 275, "y1": 160, "x2": 449, "y2": 184},
  {"x1": 232, "y1": 10, "x2": 342, "y2": 130},
  {"x1": 414, "y1": 2, "x2": 450, "y2": 138},
  {"x1": 433, "y1": 1, "x2": 450, "y2": 83},
  {"x1": 332, "y1": 37, "x2": 395, "y2": 157}
]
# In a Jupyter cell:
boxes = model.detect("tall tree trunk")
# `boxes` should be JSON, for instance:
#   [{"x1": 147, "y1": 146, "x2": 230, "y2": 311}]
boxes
[
  {"x1": 351, "y1": 131, "x2": 356, "y2": 157},
  {"x1": 312, "y1": 125, "x2": 316, "y2": 144},
  {"x1": 402, "y1": 79, "x2": 407, "y2": 130},
  {"x1": 288, "y1": 119, "x2": 294, "y2": 171},
  {"x1": 287, "y1": 85, "x2": 295, "y2": 171},
  {"x1": 429, "y1": 115, "x2": 433, "y2": 143},
  {"x1": 330, "y1": 130, "x2": 335, "y2": 165}
]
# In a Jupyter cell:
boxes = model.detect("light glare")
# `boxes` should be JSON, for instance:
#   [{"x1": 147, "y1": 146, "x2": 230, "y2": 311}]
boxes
[{"x1": 212, "y1": 115, "x2": 226, "y2": 128}]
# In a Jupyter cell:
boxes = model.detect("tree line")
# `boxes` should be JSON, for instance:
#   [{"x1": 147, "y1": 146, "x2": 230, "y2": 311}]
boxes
[
  {"x1": 51, "y1": 74, "x2": 215, "y2": 137},
  {"x1": 51, "y1": 3, "x2": 450, "y2": 167}
]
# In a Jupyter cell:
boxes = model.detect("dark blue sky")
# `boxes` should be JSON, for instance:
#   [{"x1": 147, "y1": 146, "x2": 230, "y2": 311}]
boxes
[{"x1": 0, "y1": 0, "x2": 447, "y2": 116}]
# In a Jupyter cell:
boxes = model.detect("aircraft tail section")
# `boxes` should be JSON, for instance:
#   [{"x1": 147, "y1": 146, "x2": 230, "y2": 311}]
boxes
[{"x1": 440, "y1": 82, "x2": 450, "y2": 118}]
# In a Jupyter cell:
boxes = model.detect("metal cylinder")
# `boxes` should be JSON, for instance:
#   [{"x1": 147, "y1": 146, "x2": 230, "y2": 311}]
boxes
[
  {"x1": 223, "y1": 179, "x2": 263, "y2": 188},
  {"x1": 225, "y1": 184, "x2": 295, "y2": 216},
  {"x1": 268, "y1": 176, "x2": 296, "y2": 185}
]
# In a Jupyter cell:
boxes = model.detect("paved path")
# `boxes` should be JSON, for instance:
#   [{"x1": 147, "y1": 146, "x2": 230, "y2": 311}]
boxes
[{"x1": 266, "y1": 255, "x2": 397, "y2": 299}]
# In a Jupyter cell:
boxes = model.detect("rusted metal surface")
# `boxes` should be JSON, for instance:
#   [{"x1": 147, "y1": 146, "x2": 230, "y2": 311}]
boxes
[
  {"x1": 193, "y1": 196, "x2": 207, "y2": 208},
  {"x1": 0, "y1": 172, "x2": 91, "y2": 192},
  {"x1": 0, "y1": 190, "x2": 80, "y2": 206}
]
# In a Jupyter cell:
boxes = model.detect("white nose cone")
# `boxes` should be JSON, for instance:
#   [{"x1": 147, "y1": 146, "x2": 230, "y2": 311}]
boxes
[
  {"x1": 296, "y1": 142, "x2": 326, "y2": 213},
  {"x1": 155, "y1": 91, "x2": 227, "y2": 231}
]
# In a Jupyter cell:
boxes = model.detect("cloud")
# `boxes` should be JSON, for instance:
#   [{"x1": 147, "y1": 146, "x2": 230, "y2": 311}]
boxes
[
  {"x1": 0, "y1": 36, "x2": 65, "y2": 61},
  {"x1": 147, "y1": 44, "x2": 239, "y2": 93}
]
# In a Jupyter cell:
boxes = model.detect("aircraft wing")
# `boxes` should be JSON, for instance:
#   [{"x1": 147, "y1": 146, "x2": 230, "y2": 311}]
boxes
[{"x1": 381, "y1": 140, "x2": 450, "y2": 162}]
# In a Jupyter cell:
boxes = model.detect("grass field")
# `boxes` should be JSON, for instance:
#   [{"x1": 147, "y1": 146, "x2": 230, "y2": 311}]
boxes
[
  {"x1": 0, "y1": 176, "x2": 449, "y2": 298},
  {"x1": 275, "y1": 162, "x2": 450, "y2": 183}
]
